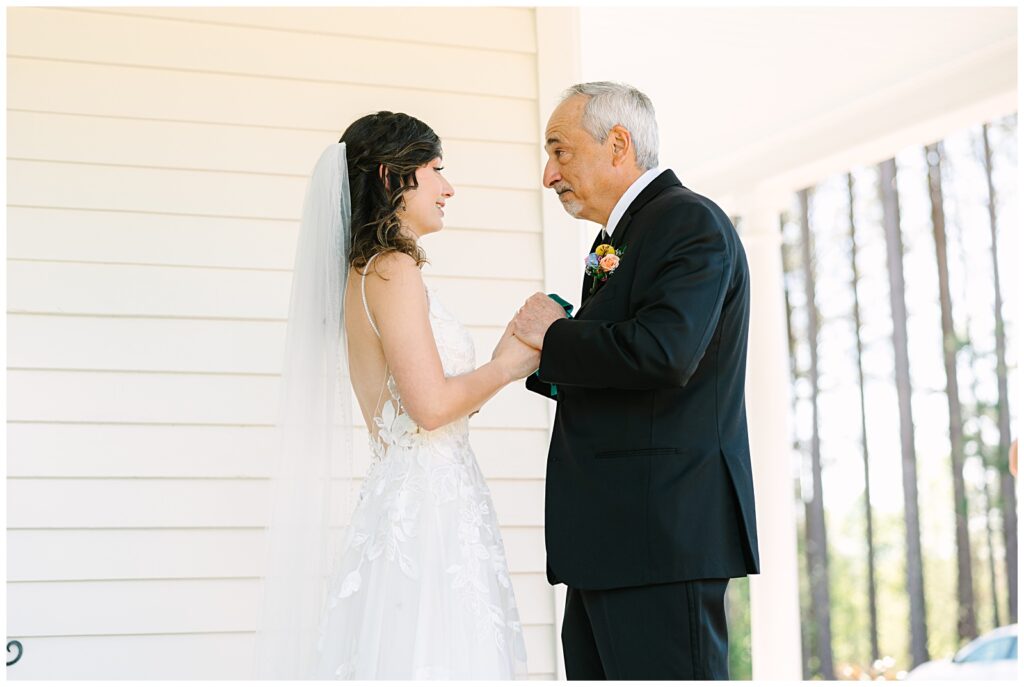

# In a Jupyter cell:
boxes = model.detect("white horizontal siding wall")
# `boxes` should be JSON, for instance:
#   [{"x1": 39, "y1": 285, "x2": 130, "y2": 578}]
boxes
[{"x1": 6, "y1": 6, "x2": 557, "y2": 679}]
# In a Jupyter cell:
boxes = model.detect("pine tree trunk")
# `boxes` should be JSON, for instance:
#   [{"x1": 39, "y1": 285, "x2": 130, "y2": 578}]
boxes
[
  {"x1": 981, "y1": 122, "x2": 1017, "y2": 624},
  {"x1": 925, "y1": 141, "x2": 977, "y2": 641},
  {"x1": 798, "y1": 188, "x2": 835, "y2": 679},
  {"x1": 879, "y1": 158, "x2": 930, "y2": 667},
  {"x1": 982, "y1": 468, "x2": 1004, "y2": 630},
  {"x1": 950, "y1": 153, "x2": 1003, "y2": 634},
  {"x1": 846, "y1": 173, "x2": 881, "y2": 663}
]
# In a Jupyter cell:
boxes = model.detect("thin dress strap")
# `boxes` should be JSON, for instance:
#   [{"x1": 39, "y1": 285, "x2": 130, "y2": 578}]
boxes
[
  {"x1": 361, "y1": 253, "x2": 383, "y2": 339},
  {"x1": 360, "y1": 253, "x2": 398, "y2": 422}
]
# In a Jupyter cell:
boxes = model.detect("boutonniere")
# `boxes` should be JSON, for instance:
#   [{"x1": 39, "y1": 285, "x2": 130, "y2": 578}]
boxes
[{"x1": 585, "y1": 243, "x2": 627, "y2": 295}]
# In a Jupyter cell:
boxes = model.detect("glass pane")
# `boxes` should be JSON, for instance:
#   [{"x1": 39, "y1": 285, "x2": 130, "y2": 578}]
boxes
[{"x1": 960, "y1": 637, "x2": 1014, "y2": 663}]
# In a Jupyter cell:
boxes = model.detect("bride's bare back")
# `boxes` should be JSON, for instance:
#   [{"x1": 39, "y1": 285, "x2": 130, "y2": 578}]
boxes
[
  {"x1": 344, "y1": 250, "x2": 539, "y2": 435},
  {"x1": 344, "y1": 261, "x2": 391, "y2": 433}
]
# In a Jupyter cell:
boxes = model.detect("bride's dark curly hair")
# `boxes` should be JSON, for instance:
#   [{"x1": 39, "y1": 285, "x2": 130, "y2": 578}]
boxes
[{"x1": 340, "y1": 112, "x2": 443, "y2": 277}]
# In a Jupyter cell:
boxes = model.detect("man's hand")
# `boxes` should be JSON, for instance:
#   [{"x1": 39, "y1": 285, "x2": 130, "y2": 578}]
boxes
[{"x1": 512, "y1": 292, "x2": 568, "y2": 350}]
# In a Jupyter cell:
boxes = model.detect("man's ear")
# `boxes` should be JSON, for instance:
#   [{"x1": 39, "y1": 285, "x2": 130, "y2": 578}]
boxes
[
  {"x1": 378, "y1": 163, "x2": 390, "y2": 190},
  {"x1": 608, "y1": 125, "x2": 633, "y2": 167}
]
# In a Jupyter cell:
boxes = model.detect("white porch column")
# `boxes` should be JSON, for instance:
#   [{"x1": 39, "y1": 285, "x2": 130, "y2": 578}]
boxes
[
  {"x1": 737, "y1": 190, "x2": 803, "y2": 680},
  {"x1": 535, "y1": 7, "x2": 583, "y2": 681}
]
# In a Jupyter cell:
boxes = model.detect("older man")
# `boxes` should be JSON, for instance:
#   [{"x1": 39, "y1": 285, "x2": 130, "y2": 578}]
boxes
[{"x1": 511, "y1": 82, "x2": 759, "y2": 680}]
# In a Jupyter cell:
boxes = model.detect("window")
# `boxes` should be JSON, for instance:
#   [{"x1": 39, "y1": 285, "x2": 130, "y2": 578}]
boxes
[{"x1": 955, "y1": 636, "x2": 1016, "y2": 663}]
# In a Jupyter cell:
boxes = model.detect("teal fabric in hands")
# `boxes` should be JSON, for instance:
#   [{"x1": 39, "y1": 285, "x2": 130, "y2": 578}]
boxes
[
  {"x1": 547, "y1": 293, "x2": 574, "y2": 317},
  {"x1": 532, "y1": 293, "x2": 574, "y2": 398}
]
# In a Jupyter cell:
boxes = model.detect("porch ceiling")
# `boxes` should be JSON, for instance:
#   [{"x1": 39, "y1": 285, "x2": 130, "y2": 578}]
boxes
[{"x1": 579, "y1": 6, "x2": 1017, "y2": 201}]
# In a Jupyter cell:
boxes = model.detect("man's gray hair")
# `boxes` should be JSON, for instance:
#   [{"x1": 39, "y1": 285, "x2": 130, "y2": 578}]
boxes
[{"x1": 560, "y1": 81, "x2": 659, "y2": 170}]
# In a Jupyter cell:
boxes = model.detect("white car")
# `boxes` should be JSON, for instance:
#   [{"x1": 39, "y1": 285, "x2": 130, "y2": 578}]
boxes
[{"x1": 906, "y1": 623, "x2": 1018, "y2": 680}]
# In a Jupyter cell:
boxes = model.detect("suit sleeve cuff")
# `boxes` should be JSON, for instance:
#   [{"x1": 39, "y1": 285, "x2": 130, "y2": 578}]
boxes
[{"x1": 536, "y1": 316, "x2": 573, "y2": 384}]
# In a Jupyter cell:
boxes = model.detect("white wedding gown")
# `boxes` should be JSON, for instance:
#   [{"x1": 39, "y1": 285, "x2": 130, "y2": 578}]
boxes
[{"x1": 313, "y1": 253, "x2": 530, "y2": 679}]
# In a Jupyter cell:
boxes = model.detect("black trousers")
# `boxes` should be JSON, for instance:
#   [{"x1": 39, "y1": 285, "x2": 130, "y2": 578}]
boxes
[{"x1": 561, "y1": 578, "x2": 730, "y2": 680}]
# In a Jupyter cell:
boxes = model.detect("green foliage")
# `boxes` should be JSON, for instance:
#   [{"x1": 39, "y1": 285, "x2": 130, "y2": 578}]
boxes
[
  {"x1": 806, "y1": 478, "x2": 1010, "y2": 677},
  {"x1": 726, "y1": 577, "x2": 752, "y2": 679}
]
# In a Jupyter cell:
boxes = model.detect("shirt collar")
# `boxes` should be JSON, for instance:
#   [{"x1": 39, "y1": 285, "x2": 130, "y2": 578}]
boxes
[{"x1": 605, "y1": 166, "x2": 664, "y2": 238}]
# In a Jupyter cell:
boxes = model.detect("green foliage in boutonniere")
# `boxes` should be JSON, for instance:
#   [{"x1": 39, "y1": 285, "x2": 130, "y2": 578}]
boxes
[{"x1": 585, "y1": 243, "x2": 627, "y2": 295}]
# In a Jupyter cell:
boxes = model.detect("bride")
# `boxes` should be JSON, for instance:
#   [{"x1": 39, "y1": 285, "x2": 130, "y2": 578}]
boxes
[{"x1": 252, "y1": 111, "x2": 538, "y2": 679}]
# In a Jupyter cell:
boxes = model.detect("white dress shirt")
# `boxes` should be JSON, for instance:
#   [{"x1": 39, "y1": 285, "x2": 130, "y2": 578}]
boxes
[{"x1": 602, "y1": 166, "x2": 665, "y2": 240}]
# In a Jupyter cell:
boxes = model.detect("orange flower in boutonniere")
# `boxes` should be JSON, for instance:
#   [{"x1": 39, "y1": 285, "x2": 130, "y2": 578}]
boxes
[{"x1": 585, "y1": 243, "x2": 627, "y2": 295}]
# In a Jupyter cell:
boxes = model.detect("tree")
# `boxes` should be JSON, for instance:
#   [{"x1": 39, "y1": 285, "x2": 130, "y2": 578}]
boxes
[
  {"x1": 981, "y1": 121, "x2": 1018, "y2": 624},
  {"x1": 798, "y1": 187, "x2": 836, "y2": 679},
  {"x1": 965, "y1": 359, "x2": 1004, "y2": 633},
  {"x1": 879, "y1": 157, "x2": 929, "y2": 667},
  {"x1": 924, "y1": 141, "x2": 977, "y2": 642},
  {"x1": 947, "y1": 143, "x2": 1003, "y2": 633},
  {"x1": 846, "y1": 172, "x2": 881, "y2": 663}
]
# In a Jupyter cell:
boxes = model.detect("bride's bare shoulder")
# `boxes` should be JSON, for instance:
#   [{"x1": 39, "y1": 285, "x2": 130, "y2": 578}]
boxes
[
  {"x1": 365, "y1": 249, "x2": 417, "y2": 276},
  {"x1": 360, "y1": 250, "x2": 424, "y2": 299}
]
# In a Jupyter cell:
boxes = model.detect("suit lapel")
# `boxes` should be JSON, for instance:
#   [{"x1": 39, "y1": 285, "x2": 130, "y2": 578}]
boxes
[
  {"x1": 581, "y1": 228, "x2": 607, "y2": 305},
  {"x1": 577, "y1": 170, "x2": 683, "y2": 313},
  {"x1": 606, "y1": 169, "x2": 681, "y2": 251}
]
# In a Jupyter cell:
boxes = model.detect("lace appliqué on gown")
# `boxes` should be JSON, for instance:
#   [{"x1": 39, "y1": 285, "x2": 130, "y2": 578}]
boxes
[{"x1": 314, "y1": 282, "x2": 529, "y2": 680}]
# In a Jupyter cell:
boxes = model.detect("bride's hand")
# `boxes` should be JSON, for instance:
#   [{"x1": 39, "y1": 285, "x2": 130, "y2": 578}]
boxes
[{"x1": 492, "y1": 320, "x2": 542, "y2": 381}]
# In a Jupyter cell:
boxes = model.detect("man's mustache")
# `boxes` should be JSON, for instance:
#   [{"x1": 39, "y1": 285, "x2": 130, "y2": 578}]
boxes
[{"x1": 552, "y1": 182, "x2": 574, "y2": 195}]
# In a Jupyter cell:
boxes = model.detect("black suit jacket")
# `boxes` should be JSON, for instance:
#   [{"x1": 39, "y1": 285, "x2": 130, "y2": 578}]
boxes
[{"x1": 526, "y1": 170, "x2": 760, "y2": 590}]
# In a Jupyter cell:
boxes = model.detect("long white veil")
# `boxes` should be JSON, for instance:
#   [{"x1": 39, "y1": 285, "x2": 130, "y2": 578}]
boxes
[{"x1": 251, "y1": 142, "x2": 358, "y2": 679}]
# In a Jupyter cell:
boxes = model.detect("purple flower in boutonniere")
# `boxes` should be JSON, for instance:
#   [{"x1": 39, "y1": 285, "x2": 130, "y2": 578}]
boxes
[{"x1": 585, "y1": 243, "x2": 627, "y2": 295}]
